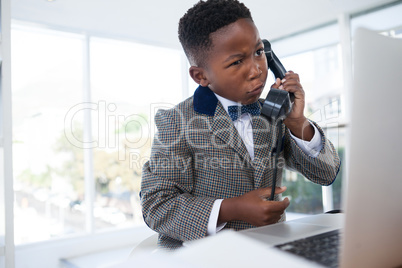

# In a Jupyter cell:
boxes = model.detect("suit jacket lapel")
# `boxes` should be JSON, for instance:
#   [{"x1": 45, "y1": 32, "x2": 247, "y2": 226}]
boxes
[
  {"x1": 252, "y1": 102, "x2": 276, "y2": 188},
  {"x1": 193, "y1": 85, "x2": 251, "y2": 164},
  {"x1": 252, "y1": 118, "x2": 274, "y2": 160},
  {"x1": 210, "y1": 103, "x2": 251, "y2": 164},
  {"x1": 252, "y1": 100, "x2": 277, "y2": 188}
]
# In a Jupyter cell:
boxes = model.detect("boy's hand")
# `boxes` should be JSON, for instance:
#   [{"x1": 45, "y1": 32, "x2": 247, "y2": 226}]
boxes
[
  {"x1": 219, "y1": 187, "x2": 290, "y2": 226},
  {"x1": 271, "y1": 71, "x2": 314, "y2": 141}
]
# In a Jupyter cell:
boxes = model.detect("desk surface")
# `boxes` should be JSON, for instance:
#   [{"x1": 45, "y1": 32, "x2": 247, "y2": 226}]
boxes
[{"x1": 112, "y1": 214, "x2": 344, "y2": 268}]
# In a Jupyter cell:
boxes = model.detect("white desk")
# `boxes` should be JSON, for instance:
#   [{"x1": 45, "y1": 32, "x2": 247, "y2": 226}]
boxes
[{"x1": 111, "y1": 214, "x2": 344, "y2": 268}]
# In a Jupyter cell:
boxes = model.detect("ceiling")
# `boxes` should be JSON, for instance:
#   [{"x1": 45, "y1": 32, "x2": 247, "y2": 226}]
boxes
[{"x1": 11, "y1": 0, "x2": 399, "y2": 49}]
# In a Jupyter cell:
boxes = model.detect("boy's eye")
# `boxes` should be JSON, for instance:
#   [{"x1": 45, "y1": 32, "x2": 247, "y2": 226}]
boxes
[
  {"x1": 230, "y1": 60, "x2": 242, "y2": 66},
  {"x1": 255, "y1": 48, "x2": 264, "y2": 56}
]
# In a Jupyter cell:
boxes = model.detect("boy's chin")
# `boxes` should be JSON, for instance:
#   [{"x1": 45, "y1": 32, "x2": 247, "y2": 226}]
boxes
[{"x1": 242, "y1": 95, "x2": 262, "y2": 105}]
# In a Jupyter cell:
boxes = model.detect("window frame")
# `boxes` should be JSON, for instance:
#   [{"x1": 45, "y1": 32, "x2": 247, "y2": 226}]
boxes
[{"x1": 1, "y1": 0, "x2": 15, "y2": 267}]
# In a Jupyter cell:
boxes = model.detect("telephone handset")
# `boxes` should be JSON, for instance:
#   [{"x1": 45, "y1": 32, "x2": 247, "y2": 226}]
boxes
[
  {"x1": 260, "y1": 39, "x2": 294, "y2": 200},
  {"x1": 261, "y1": 39, "x2": 294, "y2": 121}
]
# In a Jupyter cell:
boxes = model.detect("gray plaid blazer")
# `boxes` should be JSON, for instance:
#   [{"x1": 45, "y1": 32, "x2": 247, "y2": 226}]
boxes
[{"x1": 141, "y1": 85, "x2": 340, "y2": 249}]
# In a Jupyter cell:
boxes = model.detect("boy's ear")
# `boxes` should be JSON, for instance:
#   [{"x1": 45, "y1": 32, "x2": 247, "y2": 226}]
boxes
[{"x1": 189, "y1": 66, "x2": 210, "y2": 87}]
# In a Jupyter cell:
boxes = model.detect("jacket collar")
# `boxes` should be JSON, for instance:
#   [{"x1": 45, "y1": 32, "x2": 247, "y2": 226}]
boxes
[
  {"x1": 193, "y1": 85, "x2": 218, "y2": 116},
  {"x1": 193, "y1": 85, "x2": 265, "y2": 116}
]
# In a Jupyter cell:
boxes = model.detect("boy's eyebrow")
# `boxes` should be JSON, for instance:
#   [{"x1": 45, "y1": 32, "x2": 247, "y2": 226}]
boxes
[
  {"x1": 223, "y1": 53, "x2": 245, "y2": 63},
  {"x1": 223, "y1": 39, "x2": 263, "y2": 63}
]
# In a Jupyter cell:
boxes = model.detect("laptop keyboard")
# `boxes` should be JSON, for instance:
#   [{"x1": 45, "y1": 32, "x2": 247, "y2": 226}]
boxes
[{"x1": 275, "y1": 230, "x2": 341, "y2": 268}]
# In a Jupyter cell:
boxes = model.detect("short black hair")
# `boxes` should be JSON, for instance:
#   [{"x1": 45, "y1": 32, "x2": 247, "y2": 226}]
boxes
[{"x1": 178, "y1": 0, "x2": 252, "y2": 67}]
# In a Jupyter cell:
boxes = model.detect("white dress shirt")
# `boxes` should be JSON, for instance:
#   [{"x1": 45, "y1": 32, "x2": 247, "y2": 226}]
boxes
[{"x1": 207, "y1": 93, "x2": 323, "y2": 235}]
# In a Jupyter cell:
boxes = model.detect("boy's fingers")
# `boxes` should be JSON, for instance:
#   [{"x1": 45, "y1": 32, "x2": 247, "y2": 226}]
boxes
[
  {"x1": 275, "y1": 186, "x2": 287, "y2": 194},
  {"x1": 258, "y1": 186, "x2": 287, "y2": 199},
  {"x1": 276, "y1": 77, "x2": 281, "y2": 85},
  {"x1": 276, "y1": 197, "x2": 290, "y2": 209},
  {"x1": 267, "y1": 197, "x2": 290, "y2": 212},
  {"x1": 271, "y1": 78, "x2": 281, "y2": 89},
  {"x1": 282, "y1": 197, "x2": 290, "y2": 207}
]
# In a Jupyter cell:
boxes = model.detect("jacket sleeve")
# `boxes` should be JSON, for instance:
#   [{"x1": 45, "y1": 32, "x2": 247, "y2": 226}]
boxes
[
  {"x1": 284, "y1": 121, "x2": 341, "y2": 185},
  {"x1": 140, "y1": 108, "x2": 215, "y2": 243}
]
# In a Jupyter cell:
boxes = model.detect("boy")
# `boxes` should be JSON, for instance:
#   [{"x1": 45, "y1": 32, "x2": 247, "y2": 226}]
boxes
[{"x1": 141, "y1": 0, "x2": 340, "y2": 250}]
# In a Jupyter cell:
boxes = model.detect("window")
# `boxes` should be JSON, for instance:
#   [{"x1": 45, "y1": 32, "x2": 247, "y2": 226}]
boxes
[
  {"x1": 89, "y1": 37, "x2": 183, "y2": 231},
  {"x1": 351, "y1": 2, "x2": 402, "y2": 38},
  {"x1": 12, "y1": 27, "x2": 85, "y2": 243},
  {"x1": 271, "y1": 45, "x2": 345, "y2": 215},
  {"x1": 11, "y1": 25, "x2": 184, "y2": 244}
]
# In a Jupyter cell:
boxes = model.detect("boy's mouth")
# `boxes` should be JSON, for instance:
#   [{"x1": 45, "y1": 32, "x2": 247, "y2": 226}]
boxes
[{"x1": 248, "y1": 83, "x2": 264, "y2": 95}]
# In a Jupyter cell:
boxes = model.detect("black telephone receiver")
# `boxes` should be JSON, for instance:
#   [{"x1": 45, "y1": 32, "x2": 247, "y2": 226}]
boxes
[
  {"x1": 261, "y1": 39, "x2": 294, "y2": 121},
  {"x1": 261, "y1": 40, "x2": 294, "y2": 200}
]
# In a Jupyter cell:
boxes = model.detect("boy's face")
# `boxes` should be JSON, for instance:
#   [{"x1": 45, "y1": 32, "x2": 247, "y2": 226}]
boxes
[{"x1": 194, "y1": 18, "x2": 268, "y2": 105}]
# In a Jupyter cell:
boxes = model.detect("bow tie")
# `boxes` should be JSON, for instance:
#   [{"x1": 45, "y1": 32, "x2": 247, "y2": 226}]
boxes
[{"x1": 228, "y1": 102, "x2": 261, "y2": 121}]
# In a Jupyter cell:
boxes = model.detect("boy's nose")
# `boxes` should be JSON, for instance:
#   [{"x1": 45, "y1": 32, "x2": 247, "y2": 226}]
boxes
[{"x1": 248, "y1": 63, "x2": 262, "y2": 79}]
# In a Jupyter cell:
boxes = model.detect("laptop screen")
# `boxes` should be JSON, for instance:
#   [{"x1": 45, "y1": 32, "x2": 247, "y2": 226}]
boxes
[{"x1": 341, "y1": 28, "x2": 402, "y2": 268}]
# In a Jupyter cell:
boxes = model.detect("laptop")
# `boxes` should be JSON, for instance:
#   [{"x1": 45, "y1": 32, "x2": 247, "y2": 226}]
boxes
[{"x1": 241, "y1": 28, "x2": 402, "y2": 268}]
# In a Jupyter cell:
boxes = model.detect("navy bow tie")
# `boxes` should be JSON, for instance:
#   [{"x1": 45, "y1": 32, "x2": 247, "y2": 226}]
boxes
[{"x1": 228, "y1": 102, "x2": 261, "y2": 121}]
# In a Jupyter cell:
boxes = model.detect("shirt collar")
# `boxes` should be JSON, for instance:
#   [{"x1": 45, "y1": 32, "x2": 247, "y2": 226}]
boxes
[{"x1": 214, "y1": 93, "x2": 241, "y2": 114}]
